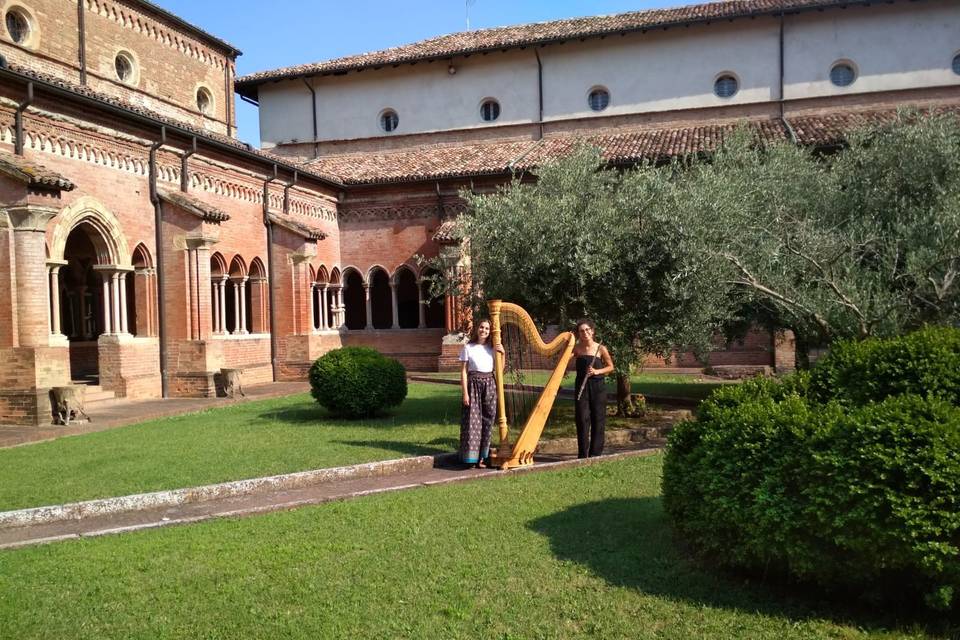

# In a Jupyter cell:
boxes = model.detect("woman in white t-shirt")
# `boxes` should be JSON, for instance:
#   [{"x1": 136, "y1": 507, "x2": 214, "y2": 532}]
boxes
[{"x1": 458, "y1": 318, "x2": 504, "y2": 468}]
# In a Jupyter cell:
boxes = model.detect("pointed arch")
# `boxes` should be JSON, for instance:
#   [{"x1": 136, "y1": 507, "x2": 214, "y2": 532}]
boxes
[
  {"x1": 50, "y1": 196, "x2": 130, "y2": 266},
  {"x1": 228, "y1": 255, "x2": 247, "y2": 278},
  {"x1": 394, "y1": 265, "x2": 420, "y2": 329},
  {"x1": 248, "y1": 257, "x2": 268, "y2": 334},
  {"x1": 368, "y1": 266, "x2": 392, "y2": 329}
]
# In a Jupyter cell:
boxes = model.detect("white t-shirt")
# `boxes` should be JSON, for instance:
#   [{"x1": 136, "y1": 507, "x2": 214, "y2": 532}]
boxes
[{"x1": 459, "y1": 342, "x2": 495, "y2": 373}]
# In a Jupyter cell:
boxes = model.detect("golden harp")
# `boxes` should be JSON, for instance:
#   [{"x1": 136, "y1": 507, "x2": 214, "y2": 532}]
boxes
[{"x1": 488, "y1": 300, "x2": 576, "y2": 470}]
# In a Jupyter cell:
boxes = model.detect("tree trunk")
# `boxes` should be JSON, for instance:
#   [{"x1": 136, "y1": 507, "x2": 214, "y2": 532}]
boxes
[{"x1": 616, "y1": 373, "x2": 634, "y2": 417}]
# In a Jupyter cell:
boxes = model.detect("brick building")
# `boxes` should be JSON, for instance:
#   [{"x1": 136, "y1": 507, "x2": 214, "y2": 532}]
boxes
[{"x1": 0, "y1": 0, "x2": 958, "y2": 425}]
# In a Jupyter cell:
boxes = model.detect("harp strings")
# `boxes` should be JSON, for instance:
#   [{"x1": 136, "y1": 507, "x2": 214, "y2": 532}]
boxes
[{"x1": 502, "y1": 319, "x2": 553, "y2": 437}]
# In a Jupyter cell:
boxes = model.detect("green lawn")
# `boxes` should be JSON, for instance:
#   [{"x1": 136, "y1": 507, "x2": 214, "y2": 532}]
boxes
[
  {"x1": 0, "y1": 383, "x2": 630, "y2": 511},
  {"x1": 0, "y1": 455, "x2": 942, "y2": 639},
  {"x1": 419, "y1": 371, "x2": 728, "y2": 401}
]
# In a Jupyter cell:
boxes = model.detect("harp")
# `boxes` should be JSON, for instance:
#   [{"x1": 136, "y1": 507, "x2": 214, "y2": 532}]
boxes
[{"x1": 489, "y1": 300, "x2": 576, "y2": 470}]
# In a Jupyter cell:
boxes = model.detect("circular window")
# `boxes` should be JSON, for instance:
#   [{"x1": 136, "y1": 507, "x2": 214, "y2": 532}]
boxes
[
  {"x1": 480, "y1": 99, "x2": 500, "y2": 122},
  {"x1": 830, "y1": 62, "x2": 856, "y2": 87},
  {"x1": 952, "y1": 53, "x2": 960, "y2": 76},
  {"x1": 588, "y1": 87, "x2": 610, "y2": 112},
  {"x1": 115, "y1": 52, "x2": 135, "y2": 84},
  {"x1": 380, "y1": 109, "x2": 399, "y2": 133},
  {"x1": 196, "y1": 87, "x2": 213, "y2": 114},
  {"x1": 5, "y1": 9, "x2": 29, "y2": 45},
  {"x1": 714, "y1": 74, "x2": 739, "y2": 98}
]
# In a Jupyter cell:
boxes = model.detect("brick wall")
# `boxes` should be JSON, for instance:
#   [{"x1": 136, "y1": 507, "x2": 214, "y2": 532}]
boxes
[
  {"x1": 343, "y1": 328, "x2": 445, "y2": 371},
  {"x1": 97, "y1": 336, "x2": 160, "y2": 397},
  {"x1": 0, "y1": 0, "x2": 236, "y2": 134}
]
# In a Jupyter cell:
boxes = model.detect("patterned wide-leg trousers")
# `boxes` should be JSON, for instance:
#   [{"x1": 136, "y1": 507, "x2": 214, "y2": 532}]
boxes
[{"x1": 460, "y1": 372, "x2": 496, "y2": 464}]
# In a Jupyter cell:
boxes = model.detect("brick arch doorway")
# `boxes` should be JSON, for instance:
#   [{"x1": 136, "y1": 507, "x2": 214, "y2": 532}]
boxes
[{"x1": 60, "y1": 222, "x2": 129, "y2": 383}]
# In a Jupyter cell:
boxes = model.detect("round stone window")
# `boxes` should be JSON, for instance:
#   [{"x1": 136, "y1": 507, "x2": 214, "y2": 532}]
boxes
[
  {"x1": 197, "y1": 87, "x2": 213, "y2": 114},
  {"x1": 115, "y1": 52, "x2": 136, "y2": 84},
  {"x1": 5, "y1": 9, "x2": 30, "y2": 45},
  {"x1": 714, "y1": 74, "x2": 739, "y2": 98},
  {"x1": 480, "y1": 99, "x2": 500, "y2": 122},
  {"x1": 380, "y1": 109, "x2": 399, "y2": 133},
  {"x1": 952, "y1": 53, "x2": 960, "y2": 76},
  {"x1": 588, "y1": 87, "x2": 610, "y2": 112},
  {"x1": 830, "y1": 62, "x2": 856, "y2": 87}
]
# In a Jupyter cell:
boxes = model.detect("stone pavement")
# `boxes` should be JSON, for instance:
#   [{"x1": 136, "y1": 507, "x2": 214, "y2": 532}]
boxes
[
  {"x1": 0, "y1": 447, "x2": 660, "y2": 550},
  {"x1": 0, "y1": 381, "x2": 310, "y2": 449}
]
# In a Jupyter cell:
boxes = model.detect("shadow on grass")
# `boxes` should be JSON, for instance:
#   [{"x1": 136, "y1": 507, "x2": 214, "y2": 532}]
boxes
[
  {"x1": 256, "y1": 395, "x2": 461, "y2": 428},
  {"x1": 529, "y1": 497, "x2": 947, "y2": 635}
]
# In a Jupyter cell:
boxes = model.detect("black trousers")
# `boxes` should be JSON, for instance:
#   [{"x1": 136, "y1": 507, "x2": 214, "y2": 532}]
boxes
[{"x1": 574, "y1": 377, "x2": 606, "y2": 458}]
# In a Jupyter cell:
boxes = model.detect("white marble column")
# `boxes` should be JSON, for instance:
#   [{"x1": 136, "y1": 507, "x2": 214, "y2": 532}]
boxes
[
  {"x1": 219, "y1": 278, "x2": 228, "y2": 335},
  {"x1": 119, "y1": 272, "x2": 129, "y2": 334},
  {"x1": 78, "y1": 285, "x2": 90, "y2": 338},
  {"x1": 49, "y1": 266, "x2": 63, "y2": 336},
  {"x1": 320, "y1": 286, "x2": 328, "y2": 330},
  {"x1": 364, "y1": 283, "x2": 372, "y2": 330},
  {"x1": 309, "y1": 284, "x2": 317, "y2": 332},
  {"x1": 417, "y1": 281, "x2": 427, "y2": 329},
  {"x1": 390, "y1": 282, "x2": 399, "y2": 329},
  {"x1": 338, "y1": 288, "x2": 345, "y2": 328},
  {"x1": 101, "y1": 272, "x2": 113, "y2": 335},
  {"x1": 231, "y1": 280, "x2": 241, "y2": 334},
  {"x1": 111, "y1": 272, "x2": 122, "y2": 336},
  {"x1": 238, "y1": 277, "x2": 249, "y2": 334},
  {"x1": 212, "y1": 279, "x2": 221, "y2": 334}
]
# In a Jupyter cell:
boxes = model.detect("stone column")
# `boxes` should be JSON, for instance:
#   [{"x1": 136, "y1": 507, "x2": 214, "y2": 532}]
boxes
[
  {"x1": 119, "y1": 271, "x2": 130, "y2": 335},
  {"x1": 48, "y1": 263, "x2": 66, "y2": 338},
  {"x1": 219, "y1": 277, "x2": 228, "y2": 335},
  {"x1": 111, "y1": 272, "x2": 122, "y2": 335},
  {"x1": 390, "y1": 281, "x2": 399, "y2": 329},
  {"x1": 231, "y1": 280, "x2": 241, "y2": 334},
  {"x1": 417, "y1": 280, "x2": 426, "y2": 329},
  {"x1": 364, "y1": 283, "x2": 372, "y2": 330},
  {"x1": 7, "y1": 206, "x2": 58, "y2": 347},
  {"x1": 211, "y1": 279, "x2": 221, "y2": 334},
  {"x1": 338, "y1": 288, "x2": 346, "y2": 328},
  {"x1": 309, "y1": 284, "x2": 317, "y2": 332},
  {"x1": 238, "y1": 277, "x2": 249, "y2": 334},
  {"x1": 99, "y1": 272, "x2": 112, "y2": 335},
  {"x1": 320, "y1": 286, "x2": 328, "y2": 330}
]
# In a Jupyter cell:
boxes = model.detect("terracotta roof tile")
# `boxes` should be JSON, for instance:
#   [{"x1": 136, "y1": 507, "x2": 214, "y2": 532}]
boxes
[
  {"x1": 432, "y1": 219, "x2": 461, "y2": 245},
  {"x1": 267, "y1": 213, "x2": 327, "y2": 240},
  {"x1": 787, "y1": 106, "x2": 960, "y2": 145},
  {"x1": 157, "y1": 188, "x2": 230, "y2": 223},
  {"x1": 304, "y1": 118, "x2": 788, "y2": 184},
  {"x1": 0, "y1": 62, "x2": 343, "y2": 186},
  {"x1": 237, "y1": 0, "x2": 862, "y2": 90},
  {"x1": 0, "y1": 149, "x2": 74, "y2": 191}
]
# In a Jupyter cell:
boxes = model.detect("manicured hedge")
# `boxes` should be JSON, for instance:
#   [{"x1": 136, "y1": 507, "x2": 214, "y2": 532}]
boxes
[
  {"x1": 809, "y1": 326, "x2": 960, "y2": 406},
  {"x1": 308, "y1": 347, "x2": 407, "y2": 418},
  {"x1": 663, "y1": 329, "x2": 960, "y2": 612}
]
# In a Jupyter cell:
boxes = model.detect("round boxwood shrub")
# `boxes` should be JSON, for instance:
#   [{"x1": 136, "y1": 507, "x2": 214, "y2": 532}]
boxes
[
  {"x1": 308, "y1": 346, "x2": 407, "y2": 418},
  {"x1": 809, "y1": 326, "x2": 960, "y2": 406},
  {"x1": 663, "y1": 376, "x2": 960, "y2": 612}
]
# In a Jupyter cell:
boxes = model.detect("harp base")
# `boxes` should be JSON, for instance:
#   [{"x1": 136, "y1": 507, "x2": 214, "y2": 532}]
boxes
[{"x1": 491, "y1": 447, "x2": 536, "y2": 470}]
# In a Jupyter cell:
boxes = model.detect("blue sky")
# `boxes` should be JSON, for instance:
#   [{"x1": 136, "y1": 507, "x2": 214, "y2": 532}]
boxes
[{"x1": 154, "y1": 0, "x2": 680, "y2": 145}]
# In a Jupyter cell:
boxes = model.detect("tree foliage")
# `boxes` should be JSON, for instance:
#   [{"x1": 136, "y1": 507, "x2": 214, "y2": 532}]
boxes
[
  {"x1": 458, "y1": 148, "x2": 733, "y2": 410},
  {"x1": 675, "y1": 112, "x2": 960, "y2": 341}
]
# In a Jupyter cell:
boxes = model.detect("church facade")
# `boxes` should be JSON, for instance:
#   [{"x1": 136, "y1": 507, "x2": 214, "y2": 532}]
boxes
[{"x1": 0, "y1": 0, "x2": 958, "y2": 425}]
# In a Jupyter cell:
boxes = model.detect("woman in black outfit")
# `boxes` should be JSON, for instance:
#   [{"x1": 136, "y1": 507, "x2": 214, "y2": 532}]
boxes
[{"x1": 573, "y1": 319, "x2": 615, "y2": 458}]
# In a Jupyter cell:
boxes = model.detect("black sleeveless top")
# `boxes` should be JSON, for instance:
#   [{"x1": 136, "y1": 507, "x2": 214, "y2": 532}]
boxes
[{"x1": 574, "y1": 353, "x2": 604, "y2": 387}]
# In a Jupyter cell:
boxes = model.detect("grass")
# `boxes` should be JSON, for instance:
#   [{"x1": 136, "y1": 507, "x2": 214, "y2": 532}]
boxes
[
  {"x1": 418, "y1": 370, "x2": 728, "y2": 401},
  {"x1": 0, "y1": 383, "x2": 636, "y2": 511},
  {"x1": 0, "y1": 454, "x2": 947, "y2": 639}
]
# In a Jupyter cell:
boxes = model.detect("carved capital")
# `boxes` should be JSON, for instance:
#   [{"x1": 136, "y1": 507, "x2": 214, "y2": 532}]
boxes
[{"x1": 4, "y1": 205, "x2": 58, "y2": 232}]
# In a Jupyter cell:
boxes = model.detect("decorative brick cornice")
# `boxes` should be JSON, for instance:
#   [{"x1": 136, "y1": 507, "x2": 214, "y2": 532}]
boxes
[{"x1": 339, "y1": 203, "x2": 440, "y2": 222}]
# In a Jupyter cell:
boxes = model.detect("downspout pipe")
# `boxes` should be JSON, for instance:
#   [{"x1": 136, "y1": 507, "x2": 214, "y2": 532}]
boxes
[
  {"x1": 149, "y1": 126, "x2": 170, "y2": 398},
  {"x1": 14, "y1": 81, "x2": 33, "y2": 155},
  {"x1": 180, "y1": 136, "x2": 196, "y2": 192},
  {"x1": 77, "y1": 0, "x2": 86, "y2": 85},
  {"x1": 534, "y1": 49, "x2": 544, "y2": 141},
  {"x1": 778, "y1": 10, "x2": 798, "y2": 144},
  {"x1": 282, "y1": 170, "x2": 298, "y2": 214},
  {"x1": 302, "y1": 78, "x2": 319, "y2": 158},
  {"x1": 263, "y1": 164, "x2": 280, "y2": 382}
]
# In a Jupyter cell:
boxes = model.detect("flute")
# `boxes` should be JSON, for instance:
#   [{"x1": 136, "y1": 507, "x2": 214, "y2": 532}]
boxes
[{"x1": 576, "y1": 342, "x2": 603, "y2": 401}]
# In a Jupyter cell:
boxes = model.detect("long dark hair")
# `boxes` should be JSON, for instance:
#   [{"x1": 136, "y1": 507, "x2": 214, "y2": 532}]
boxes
[{"x1": 468, "y1": 318, "x2": 492, "y2": 345}]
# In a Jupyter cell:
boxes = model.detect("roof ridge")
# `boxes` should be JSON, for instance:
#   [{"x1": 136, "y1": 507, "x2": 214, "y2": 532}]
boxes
[{"x1": 236, "y1": 0, "x2": 855, "y2": 90}]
